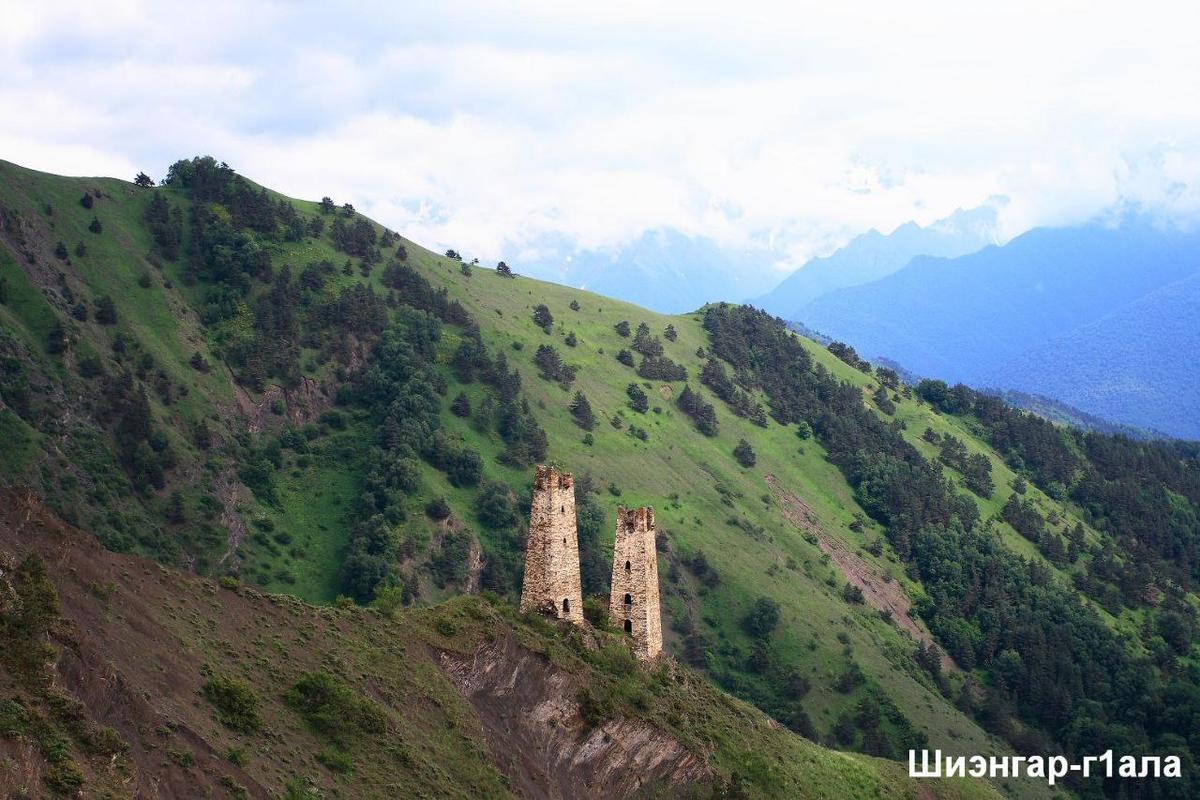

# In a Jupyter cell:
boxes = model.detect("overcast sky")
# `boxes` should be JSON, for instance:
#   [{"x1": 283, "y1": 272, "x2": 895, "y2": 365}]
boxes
[{"x1": 3, "y1": 1, "x2": 1199, "y2": 271}]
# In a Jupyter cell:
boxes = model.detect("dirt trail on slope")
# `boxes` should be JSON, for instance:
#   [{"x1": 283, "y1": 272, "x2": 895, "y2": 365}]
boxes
[{"x1": 764, "y1": 474, "x2": 954, "y2": 670}]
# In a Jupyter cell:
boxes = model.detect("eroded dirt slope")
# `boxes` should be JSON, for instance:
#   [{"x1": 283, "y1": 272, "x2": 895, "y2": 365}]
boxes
[{"x1": 0, "y1": 487, "x2": 708, "y2": 799}]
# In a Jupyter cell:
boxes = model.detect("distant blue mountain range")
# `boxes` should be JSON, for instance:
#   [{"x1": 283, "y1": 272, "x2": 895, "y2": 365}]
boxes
[
  {"x1": 983, "y1": 270, "x2": 1200, "y2": 438},
  {"x1": 520, "y1": 228, "x2": 778, "y2": 314},
  {"x1": 754, "y1": 200, "x2": 1003, "y2": 318},
  {"x1": 788, "y1": 216, "x2": 1200, "y2": 439}
]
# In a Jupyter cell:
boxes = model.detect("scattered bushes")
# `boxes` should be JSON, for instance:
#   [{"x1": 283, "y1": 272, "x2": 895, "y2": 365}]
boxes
[
  {"x1": 733, "y1": 439, "x2": 756, "y2": 467},
  {"x1": 202, "y1": 674, "x2": 262, "y2": 733},
  {"x1": 284, "y1": 670, "x2": 387, "y2": 745},
  {"x1": 743, "y1": 596, "x2": 780, "y2": 640},
  {"x1": 425, "y1": 497, "x2": 452, "y2": 520}
]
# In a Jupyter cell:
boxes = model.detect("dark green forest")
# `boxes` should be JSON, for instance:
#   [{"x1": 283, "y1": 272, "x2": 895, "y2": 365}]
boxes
[{"x1": 704, "y1": 304, "x2": 1200, "y2": 797}]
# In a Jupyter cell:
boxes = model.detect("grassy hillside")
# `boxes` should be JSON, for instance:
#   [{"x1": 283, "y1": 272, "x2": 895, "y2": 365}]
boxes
[
  {"x1": 2, "y1": 157, "x2": 1198, "y2": 798},
  {"x1": 0, "y1": 486, "x2": 1002, "y2": 799}
]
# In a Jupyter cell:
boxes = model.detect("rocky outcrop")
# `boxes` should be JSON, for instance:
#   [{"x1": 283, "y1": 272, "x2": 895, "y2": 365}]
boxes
[
  {"x1": 231, "y1": 373, "x2": 333, "y2": 435},
  {"x1": 439, "y1": 633, "x2": 709, "y2": 799}
]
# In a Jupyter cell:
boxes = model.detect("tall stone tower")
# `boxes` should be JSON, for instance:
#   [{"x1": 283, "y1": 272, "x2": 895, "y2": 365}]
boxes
[
  {"x1": 520, "y1": 465, "x2": 584, "y2": 624},
  {"x1": 609, "y1": 506, "x2": 663, "y2": 660}
]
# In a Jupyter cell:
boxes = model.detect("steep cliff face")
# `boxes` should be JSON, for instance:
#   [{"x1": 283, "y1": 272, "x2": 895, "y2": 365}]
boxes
[{"x1": 440, "y1": 633, "x2": 708, "y2": 799}]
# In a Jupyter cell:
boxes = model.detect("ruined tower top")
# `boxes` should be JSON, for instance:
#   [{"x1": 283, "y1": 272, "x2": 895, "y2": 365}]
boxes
[
  {"x1": 610, "y1": 506, "x2": 663, "y2": 660},
  {"x1": 533, "y1": 463, "x2": 573, "y2": 492},
  {"x1": 520, "y1": 465, "x2": 584, "y2": 624}
]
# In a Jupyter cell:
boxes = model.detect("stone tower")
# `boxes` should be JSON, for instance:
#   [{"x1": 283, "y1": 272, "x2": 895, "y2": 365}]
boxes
[
  {"x1": 609, "y1": 506, "x2": 663, "y2": 660},
  {"x1": 520, "y1": 465, "x2": 584, "y2": 624}
]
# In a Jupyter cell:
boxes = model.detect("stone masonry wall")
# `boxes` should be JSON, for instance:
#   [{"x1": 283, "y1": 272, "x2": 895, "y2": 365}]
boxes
[
  {"x1": 520, "y1": 465, "x2": 584, "y2": 624},
  {"x1": 609, "y1": 506, "x2": 663, "y2": 660}
]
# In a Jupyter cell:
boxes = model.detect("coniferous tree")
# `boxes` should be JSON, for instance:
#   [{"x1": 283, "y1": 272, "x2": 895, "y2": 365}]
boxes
[
  {"x1": 626, "y1": 383, "x2": 649, "y2": 413},
  {"x1": 872, "y1": 385, "x2": 895, "y2": 415},
  {"x1": 450, "y1": 392, "x2": 471, "y2": 418},
  {"x1": 532, "y1": 303, "x2": 553, "y2": 329},
  {"x1": 733, "y1": 438, "x2": 756, "y2": 467},
  {"x1": 637, "y1": 354, "x2": 687, "y2": 381},
  {"x1": 47, "y1": 320, "x2": 68, "y2": 354},
  {"x1": 570, "y1": 391, "x2": 595, "y2": 430},
  {"x1": 95, "y1": 296, "x2": 118, "y2": 325},
  {"x1": 534, "y1": 344, "x2": 563, "y2": 379},
  {"x1": 677, "y1": 384, "x2": 718, "y2": 436}
]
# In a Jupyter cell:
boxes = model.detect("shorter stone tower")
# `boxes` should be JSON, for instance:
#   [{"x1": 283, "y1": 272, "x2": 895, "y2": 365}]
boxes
[
  {"x1": 609, "y1": 506, "x2": 663, "y2": 660},
  {"x1": 520, "y1": 465, "x2": 584, "y2": 624}
]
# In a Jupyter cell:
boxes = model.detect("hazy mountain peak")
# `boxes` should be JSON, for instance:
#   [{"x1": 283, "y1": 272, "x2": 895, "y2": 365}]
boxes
[
  {"x1": 796, "y1": 215, "x2": 1200, "y2": 437},
  {"x1": 519, "y1": 227, "x2": 780, "y2": 313},
  {"x1": 754, "y1": 201, "x2": 1002, "y2": 318}
]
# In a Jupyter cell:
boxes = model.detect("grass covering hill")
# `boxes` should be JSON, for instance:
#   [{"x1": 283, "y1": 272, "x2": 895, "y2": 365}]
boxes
[
  {"x1": 1, "y1": 157, "x2": 1198, "y2": 798},
  {"x1": 0, "y1": 487, "x2": 1001, "y2": 799}
]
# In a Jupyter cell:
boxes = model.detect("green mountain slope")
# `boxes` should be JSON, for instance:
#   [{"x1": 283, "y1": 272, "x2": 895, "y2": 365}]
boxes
[
  {"x1": 2, "y1": 157, "x2": 1198, "y2": 798},
  {"x1": 1, "y1": 487, "x2": 1001, "y2": 799}
]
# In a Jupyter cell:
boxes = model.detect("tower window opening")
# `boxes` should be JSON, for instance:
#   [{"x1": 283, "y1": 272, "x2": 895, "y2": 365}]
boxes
[
  {"x1": 624, "y1": 619, "x2": 632, "y2": 633},
  {"x1": 562, "y1": 537, "x2": 566, "y2": 544},
  {"x1": 625, "y1": 560, "x2": 631, "y2": 572},
  {"x1": 623, "y1": 593, "x2": 632, "y2": 606},
  {"x1": 561, "y1": 505, "x2": 565, "y2": 513},
  {"x1": 563, "y1": 598, "x2": 570, "y2": 613}
]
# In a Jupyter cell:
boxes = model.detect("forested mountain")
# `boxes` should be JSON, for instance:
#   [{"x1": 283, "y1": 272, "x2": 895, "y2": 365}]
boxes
[
  {"x1": 754, "y1": 200, "x2": 1001, "y2": 318},
  {"x1": 1, "y1": 158, "x2": 1198, "y2": 798},
  {"x1": 983, "y1": 272, "x2": 1200, "y2": 437},
  {"x1": 793, "y1": 217, "x2": 1200, "y2": 437}
]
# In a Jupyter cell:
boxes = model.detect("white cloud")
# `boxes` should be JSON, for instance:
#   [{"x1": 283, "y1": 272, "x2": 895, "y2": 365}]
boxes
[{"x1": 2, "y1": 0, "x2": 1199, "y2": 269}]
